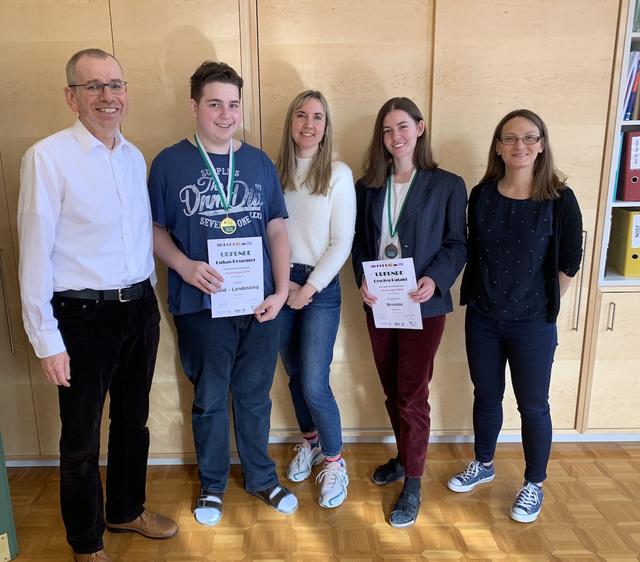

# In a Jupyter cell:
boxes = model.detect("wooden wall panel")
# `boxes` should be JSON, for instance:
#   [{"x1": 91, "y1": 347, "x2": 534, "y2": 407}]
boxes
[
  {"x1": 110, "y1": 0, "x2": 245, "y2": 162},
  {"x1": 431, "y1": 0, "x2": 619, "y2": 430},
  {"x1": 0, "y1": 153, "x2": 39, "y2": 456},
  {"x1": 0, "y1": 0, "x2": 113, "y2": 456},
  {"x1": 258, "y1": 0, "x2": 435, "y2": 433},
  {"x1": 258, "y1": 0, "x2": 434, "y2": 176}
]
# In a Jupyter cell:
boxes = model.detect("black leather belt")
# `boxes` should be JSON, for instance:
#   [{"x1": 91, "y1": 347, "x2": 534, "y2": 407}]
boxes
[{"x1": 55, "y1": 279, "x2": 151, "y2": 302}]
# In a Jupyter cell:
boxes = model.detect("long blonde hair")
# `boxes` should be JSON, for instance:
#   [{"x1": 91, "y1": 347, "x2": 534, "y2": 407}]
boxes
[{"x1": 276, "y1": 90, "x2": 333, "y2": 196}]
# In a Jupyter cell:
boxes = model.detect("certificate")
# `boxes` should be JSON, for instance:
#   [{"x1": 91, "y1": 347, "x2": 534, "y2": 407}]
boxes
[
  {"x1": 362, "y1": 258, "x2": 422, "y2": 330},
  {"x1": 207, "y1": 236, "x2": 264, "y2": 318}
]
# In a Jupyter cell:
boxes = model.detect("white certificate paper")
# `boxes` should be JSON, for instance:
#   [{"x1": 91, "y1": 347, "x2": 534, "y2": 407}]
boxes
[
  {"x1": 207, "y1": 236, "x2": 264, "y2": 318},
  {"x1": 363, "y1": 258, "x2": 422, "y2": 330}
]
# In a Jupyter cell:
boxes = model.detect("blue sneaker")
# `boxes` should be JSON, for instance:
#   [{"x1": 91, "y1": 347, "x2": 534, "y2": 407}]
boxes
[
  {"x1": 447, "y1": 460, "x2": 495, "y2": 492},
  {"x1": 510, "y1": 481, "x2": 543, "y2": 523}
]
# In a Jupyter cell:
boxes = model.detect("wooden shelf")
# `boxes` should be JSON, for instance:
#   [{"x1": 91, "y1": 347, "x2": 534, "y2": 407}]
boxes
[
  {"x1": 611, "y1": 200, "x2": 640, "y2": 207},
  {"x1": 600, "y1": 266, "x2": 640, "y2": 288}
]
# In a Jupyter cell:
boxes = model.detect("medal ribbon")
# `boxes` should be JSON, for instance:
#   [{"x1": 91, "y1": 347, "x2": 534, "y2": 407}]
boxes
[
  {"x1": 386, "y1": 169, "x2": 417, "y2": 237},
  {"x1": 194, "y1": 134, "x2": 236, "y2": 212}
]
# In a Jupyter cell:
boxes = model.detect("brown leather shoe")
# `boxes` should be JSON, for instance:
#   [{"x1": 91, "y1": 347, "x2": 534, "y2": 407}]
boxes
[
  {"x1": 106, "y1": 509, "x2": 178, "y2": 539},
  {"x1": 73, "y1": 550, "x2": 111, "y2": 561}
]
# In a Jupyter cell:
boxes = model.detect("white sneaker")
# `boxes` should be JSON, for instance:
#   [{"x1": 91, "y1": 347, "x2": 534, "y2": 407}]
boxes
[
  {"x1": 287, "y1": 440, "x2": 324, "y2": 482},
  {"x1": 316, "y1": 459, "x2": 349, "y2": 508}
]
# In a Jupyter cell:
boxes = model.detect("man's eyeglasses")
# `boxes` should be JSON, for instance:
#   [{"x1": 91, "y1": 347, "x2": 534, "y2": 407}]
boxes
[
  {"x1": 68, "y1": 80, "x2": 128, "y2": 96},
  {"x1": 498, "y1": 134, "x2": 542, "y2": 146}
]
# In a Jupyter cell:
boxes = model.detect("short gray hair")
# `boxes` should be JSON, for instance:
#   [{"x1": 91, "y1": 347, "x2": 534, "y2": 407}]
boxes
[{"x1": 65, "y1": 48, "x2": 121, "y2": 85}]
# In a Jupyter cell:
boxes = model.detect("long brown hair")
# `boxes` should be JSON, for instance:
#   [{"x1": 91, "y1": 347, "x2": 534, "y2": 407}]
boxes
[
  {"x1": 480, "y1": 109, "x2": 566, "y2": 201},
  {"x1": 276, "y1": 90, "x2": 333, "y2": 196},
  {"x1": 361, "y1": 97, "x2": 437, "y2": 188}
]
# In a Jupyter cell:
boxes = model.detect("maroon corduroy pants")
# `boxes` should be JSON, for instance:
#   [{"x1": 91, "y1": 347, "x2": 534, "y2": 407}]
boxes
[{"x1": 366, "y1": 312, "x2": 445, "y2": 478}]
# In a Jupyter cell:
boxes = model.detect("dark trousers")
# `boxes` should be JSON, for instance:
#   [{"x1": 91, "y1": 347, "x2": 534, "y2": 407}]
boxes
[
  {"x1": 366, "y1": 313, "x2": 445, "y2": 478},
  {"x1": 53, "y1": 288, "x2": 160, "y2": 554},
  {"x1": 465, "y1": 307, "x2": 557, "y2": 483}
]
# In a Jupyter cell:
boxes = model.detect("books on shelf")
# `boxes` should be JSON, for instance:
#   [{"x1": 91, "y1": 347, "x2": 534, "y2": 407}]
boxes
[
  {"x1": 634, "y1": 0, "x2": 640, "y2": 32},
  {"x1": 624, "y1": 52, "x2": 640, "y2": 120}
]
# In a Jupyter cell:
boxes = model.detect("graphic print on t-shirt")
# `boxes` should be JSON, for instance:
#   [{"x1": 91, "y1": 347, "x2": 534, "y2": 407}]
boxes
[{"x1": 179, "y1": 165, "x2": 264, "y2": 231}]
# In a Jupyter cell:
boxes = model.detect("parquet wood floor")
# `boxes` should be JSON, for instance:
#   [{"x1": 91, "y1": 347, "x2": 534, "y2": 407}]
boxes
[{"x1": 7, "y1": 443, "x2": 640, "y2": 561}]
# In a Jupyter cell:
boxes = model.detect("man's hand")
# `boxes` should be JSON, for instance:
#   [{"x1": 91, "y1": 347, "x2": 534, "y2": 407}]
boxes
[
  {"x1": 41, "y1": 351, "x2": 71, "y2": 387},
  {"x1": 409, "y1": 276, "x2": 436, "y2": 303},
  {"x1": 177, "y1": 259, "x2": 224, "y2": 294},
  {"x1": 254, "y1": 291, "x2": 288, "y2": 322}
]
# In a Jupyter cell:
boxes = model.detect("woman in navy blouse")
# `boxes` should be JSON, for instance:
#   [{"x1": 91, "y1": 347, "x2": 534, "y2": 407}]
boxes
[
  {"x1": 352, "y1": 97, "x2": 467, "y2": 528},
  {"x1": 447, "y1": 109, "x2": 583, "y2": 523}
]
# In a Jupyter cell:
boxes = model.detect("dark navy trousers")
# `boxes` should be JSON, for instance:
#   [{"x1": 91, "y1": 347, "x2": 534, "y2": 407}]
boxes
[{"x1": 465, "y1": 307, "x2": 558, "y2": 483}]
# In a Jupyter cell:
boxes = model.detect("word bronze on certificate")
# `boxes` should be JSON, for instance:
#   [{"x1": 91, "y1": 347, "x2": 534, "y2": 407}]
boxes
[
  {"x1": 363, "y1": 258, "x2": 422, "y2": 330},
  {"x1": 208, "y1": 236, "x2": 264, "y2": 318}
]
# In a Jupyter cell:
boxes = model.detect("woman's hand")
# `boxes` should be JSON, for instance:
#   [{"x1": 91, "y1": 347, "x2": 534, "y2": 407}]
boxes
[
  {"x1": 360, "y1": 278, "x2": 377, "y2": 306},
  {"x1": 287, "y1": 282, "x2": 316, "y2": 310},
  {"x1": 409, "y1": 276, "x2": 436, "y2": 303}
]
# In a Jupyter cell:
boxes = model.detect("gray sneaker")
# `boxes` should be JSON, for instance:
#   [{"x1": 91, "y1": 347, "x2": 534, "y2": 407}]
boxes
[
  {"x1": 447, "y1": 460, "x2": 495, "y2": 492},
  {"x1": 316, "y1": 459, "x2": 349, "y2": 508},
  {"x1": 287, "y1": 440, "x2": 324, "y2": 482}
]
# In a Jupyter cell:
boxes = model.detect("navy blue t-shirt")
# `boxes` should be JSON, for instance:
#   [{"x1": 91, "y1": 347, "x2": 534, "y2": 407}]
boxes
[{"x1": 148, "y1": 139, "x2": 288, "y2": 315}]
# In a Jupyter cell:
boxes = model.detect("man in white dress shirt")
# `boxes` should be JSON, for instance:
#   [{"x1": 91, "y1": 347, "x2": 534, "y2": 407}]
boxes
[{"x1": 17, "y1": 48, "x2": 177, "y2": 562}]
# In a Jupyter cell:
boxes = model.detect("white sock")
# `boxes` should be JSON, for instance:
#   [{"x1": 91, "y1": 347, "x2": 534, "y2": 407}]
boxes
[
  {"x1": 194, "y1": 495, "x2": 222, "y2": 525},
  {"x1": 271, "y1": 488, "x2": 298, "y2": 513}
]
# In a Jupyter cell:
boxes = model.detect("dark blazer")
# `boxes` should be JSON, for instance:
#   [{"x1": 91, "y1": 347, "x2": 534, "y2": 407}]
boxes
[{"x1": 352, "y1": 167, "x2": 468, "y2": 318}]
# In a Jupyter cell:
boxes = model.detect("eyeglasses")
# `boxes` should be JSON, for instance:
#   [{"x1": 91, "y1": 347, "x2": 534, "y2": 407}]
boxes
[
  {"x1": 68, "y1": 80, "x2": 128, "y2": 96},
  {"x1": 498, "y1": 134, "x2": 542, "y2": 145}
]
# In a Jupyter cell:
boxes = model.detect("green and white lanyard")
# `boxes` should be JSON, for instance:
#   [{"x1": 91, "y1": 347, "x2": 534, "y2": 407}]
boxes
[
  {"x1": 384, "y1": 169, "x2": 416, "y2": 258},
  {"x1": 194, "y1": 133, "x2": 237, "y2": 234}
]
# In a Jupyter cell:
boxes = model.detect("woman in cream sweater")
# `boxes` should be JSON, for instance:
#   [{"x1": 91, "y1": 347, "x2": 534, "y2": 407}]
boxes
[{"x1": 276, "y1": 90, "x2": 356, "y2": 509}]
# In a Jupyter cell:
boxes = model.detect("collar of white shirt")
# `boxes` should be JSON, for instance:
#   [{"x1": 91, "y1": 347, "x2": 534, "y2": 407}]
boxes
[{"x1": 72, "y1": 119, "x2": 130, "y2": 153}]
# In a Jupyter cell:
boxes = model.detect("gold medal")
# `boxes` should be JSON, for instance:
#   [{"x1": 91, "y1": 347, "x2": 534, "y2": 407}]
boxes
[{"x1": 220, "y1": 216, "x2": 237, "y2": 235}]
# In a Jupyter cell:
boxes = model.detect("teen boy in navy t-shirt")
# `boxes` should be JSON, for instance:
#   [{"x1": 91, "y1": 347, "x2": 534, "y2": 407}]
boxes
[{"x1": 148, "y1": 61, "x2": 296, "y2": 525}]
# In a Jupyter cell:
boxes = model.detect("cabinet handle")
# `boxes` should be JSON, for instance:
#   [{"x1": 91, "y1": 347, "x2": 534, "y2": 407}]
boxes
[
  {"x1": 606, "y1": 302, "x2": 616, "y2": 331},
  {"x1": 572, "y1": 229, "x2": 587, "y2": 331},
  {"x1": 0, "y1": 248, "x2": 16, "y2": 355}
]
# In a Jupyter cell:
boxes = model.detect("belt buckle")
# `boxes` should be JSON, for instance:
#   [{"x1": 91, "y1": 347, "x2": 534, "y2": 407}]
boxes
[{"x1": 117, "y1": 286, "x2": 132, "y2": 303}]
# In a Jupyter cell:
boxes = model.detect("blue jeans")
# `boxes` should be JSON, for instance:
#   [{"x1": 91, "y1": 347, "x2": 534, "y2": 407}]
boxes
[
  {"x1": 279, "y1": 264, "x2": 343, "y2": 457},
  {"x1": 174, "y1": 310, "x2": 280, "y2": 493},
  {"x1": 465, "y1": 307, "x2": 558, "y2": 483}
]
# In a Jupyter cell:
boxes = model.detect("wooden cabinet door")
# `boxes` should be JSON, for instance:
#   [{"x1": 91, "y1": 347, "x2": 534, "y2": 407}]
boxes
[
  {"x1": 0, "y1": 153, "x2": 39, "y2": 456},
  {"x1": 0, "y1": 0, "x2": 114, "y2": 456},
  {"x1": 588, "y1": 292, "x2": 640, "y2": 430},
  {"x1": 430, "y1": 0, "x2": 619, "y2": 431}
]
